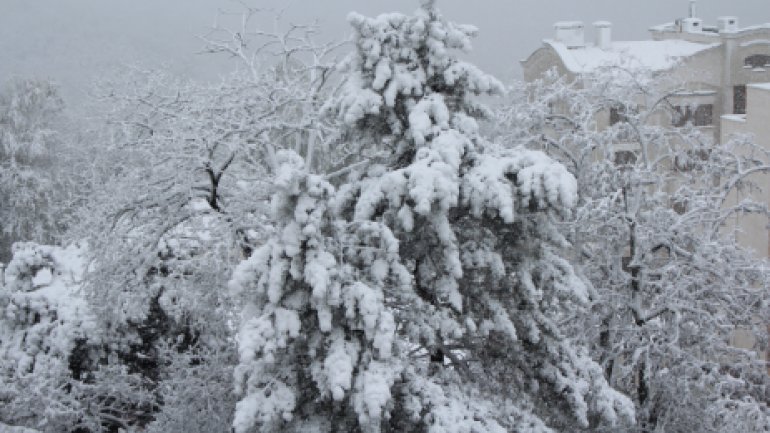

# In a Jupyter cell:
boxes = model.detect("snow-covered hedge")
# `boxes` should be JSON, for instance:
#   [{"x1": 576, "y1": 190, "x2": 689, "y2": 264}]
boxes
[
  {"x1": 0, "y1": 242, "x2": 101, "y2": 431},
  {"x1": 1, "y1": 242, "x2": 96, "y2": 373}
]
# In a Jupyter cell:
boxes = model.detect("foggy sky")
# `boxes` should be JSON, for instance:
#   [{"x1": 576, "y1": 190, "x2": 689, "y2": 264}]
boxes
[{"x1": 1, "y1": 0, "x2": 767, "y2": 107}]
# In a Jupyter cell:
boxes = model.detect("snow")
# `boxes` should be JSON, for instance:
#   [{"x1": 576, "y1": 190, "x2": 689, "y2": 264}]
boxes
[
  {"x1": 232, "y1": 380, "x2": 296, "y2": 433},
  {"x1": 463, "y1": 148, "x2": 577, "y2": 223},
  {"x1": 735, "y1": 23, "x2": 770, "y2": 33},
  {"x1": 0, "y1": 242, "x2": 97, "y2": 410},
  {"x1": 0, "y1": 423, "x2": 40, "y2": 433},
  {"x1": 400, "y1": 373, "x2": 509, "y2": 433},
  {"x1": 409, "y1": 94, "x2": 450, "y2": 146},
  {"x1": 740, "y1": 38, "x2": 770, "y2": 47},
  {"x1": 748, "y1": 82, "x2": 770, "y2": 91},
  {"x1": 722, "y1": 114, "x2": 747, "y2": 123},
  {"x1": 351, "y1": 360, "x2": 400, "y2": 428},
  {"x1": 322, "y1": 333, "x2": 360, "y2": 400},
  {"x1": 545, "y1": 39, "x2": 718, "y2": 73},
  {"x1": 554, "y1": 21, "x2": 583, "y2": 28},
  {"x1": 2, "y1": 242, "x2": 93, "y2": 330},
  {"x1": 336, "y1": 82, "x2": 383, "y2": 125},
  {"x1": 30, "y1": 267, "x2": 52, "y2": 288}
]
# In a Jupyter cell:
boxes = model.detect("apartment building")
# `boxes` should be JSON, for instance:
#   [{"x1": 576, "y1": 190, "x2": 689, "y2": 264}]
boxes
[
  {"x1": 520, "y1": 5, "x2": 770, "y2": 142},
  {"x1": 521, "y1": 3, "x2": 770, "y2": 371},
  {"x1": 721, "y1": 84, "x2": 770, "y2": 257},
  {"x1": 521, "y1": 4, "x2": 770, "y2": 253}
]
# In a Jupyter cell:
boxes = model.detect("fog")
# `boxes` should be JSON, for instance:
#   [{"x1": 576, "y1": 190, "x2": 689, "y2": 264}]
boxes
[{"x1": 1, "y1": 0, "x2": 767, "y2": 105}]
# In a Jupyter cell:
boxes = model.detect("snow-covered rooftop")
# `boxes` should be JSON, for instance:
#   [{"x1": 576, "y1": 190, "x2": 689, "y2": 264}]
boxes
[
  {"x1": 648, "y1": 22, "x2": 692, "y2": 33},
  {"x1": 545, "y1": 39, "x2": 718, "y2": 73},
  {"x1": 736, "y1": 24, "x2": 770, "y2": 33},
  {"x1": 740, "y1": 39, "x2": 770, "y2": 48},
  {"x1": 554, "y1": 21, "x2": 584, "y2": 29},
  {"x1": 650, "y1": 21, "x2": 770, "y2": 35}
]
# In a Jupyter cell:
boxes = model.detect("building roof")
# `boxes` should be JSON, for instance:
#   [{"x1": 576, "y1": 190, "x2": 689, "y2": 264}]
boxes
[
  {"x1": 544, "y1": 39, "x2": 719, "y2": 74},
  {"x1": 553, "y1": 21, "x2": 583, "y2": 29},
  {"x1": 651, "y1": 22, "x2": 770, "y2": 33}
]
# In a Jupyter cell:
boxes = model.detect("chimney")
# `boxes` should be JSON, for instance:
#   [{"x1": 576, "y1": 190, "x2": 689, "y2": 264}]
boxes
[
  {"x1": 689, "y1": 0, "x2": 696, "y2": 18},
  {"x1": 682, "y1": 17, "x2": 703, "y2": 33},
  {"x1": 593, "y1": 21, "x2": 612, "y2": 50},
  {"x1": 554, "y1": 21, "x2": 585, "y2": 48},
  {"x1": 717, "y1": 16, "x2": 739, "y2": 33}
]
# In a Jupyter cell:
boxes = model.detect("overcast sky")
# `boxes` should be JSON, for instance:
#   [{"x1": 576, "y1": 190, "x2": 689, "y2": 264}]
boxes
[{"x1": 1, "y1": 0, "x2": 767, "y2": 106}]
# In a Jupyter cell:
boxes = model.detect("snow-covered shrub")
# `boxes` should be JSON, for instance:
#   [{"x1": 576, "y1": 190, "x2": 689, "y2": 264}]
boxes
[
  {"x1": 0, "y1": 242, "x2": 162, "y2": 433},
  {"x1": 0, "y1": 242, "x2": 94, "y2": 380},
  {"x1": 0, "y1": 242, "x2": 99, "y2": 431}
]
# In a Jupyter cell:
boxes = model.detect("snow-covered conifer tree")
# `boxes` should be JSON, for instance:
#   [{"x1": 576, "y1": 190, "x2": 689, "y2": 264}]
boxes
[{"x1": 230, "y1": 2, "x2": 633, "y2": 432}]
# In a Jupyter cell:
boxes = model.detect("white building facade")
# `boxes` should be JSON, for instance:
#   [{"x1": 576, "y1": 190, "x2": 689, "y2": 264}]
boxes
[
  {"x1": 521, "y1": 11, "x2": 770, "y2": 142},
  {"x1": 521, "y1": 6, "x2": 770, "y2": 372}
]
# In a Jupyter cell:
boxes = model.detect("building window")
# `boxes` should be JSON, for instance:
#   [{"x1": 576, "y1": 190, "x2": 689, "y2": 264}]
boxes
[
  {"x1": 621, "y1": 256, "x2": 632, "y2": 273},
  {"x1": 744, "y1": 54, "x2": 770, "y2": 69},
  {"x1": 672, "y1": 104, "x2": 713, "y2": 127},
  {"x1": 674, "y1": 148, "x2": 710, "y2": 172},
  {"x1": 671, "y1": 198, "x2": 687, "y2": 215},
  {"x1": 610, "y1": 104, "x2": 637, "y2": 141},
  {"x1": 693, "y1": 104, "x2": 713, "y2": 126},
  {"x1": 672, "y1": 106, "x2": 686, "y2": 126},
  {"x1": 734, "y1": 85, "x2": 746, "y2": 114},
  {"x1": 613, "y1": 150, "x2": 637, "y2": 166},
  {"x1": 610, "y1": 106, "x2": 628, "y2": 125},
  {"x1": 609, "y1": 104, "x2": 638, "y2": 126}
]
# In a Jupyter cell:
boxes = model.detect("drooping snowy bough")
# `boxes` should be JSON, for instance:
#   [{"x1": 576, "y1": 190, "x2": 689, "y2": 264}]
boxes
[{"x1": 230, "y1": 2, "x2": 634, "y2": 432}]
